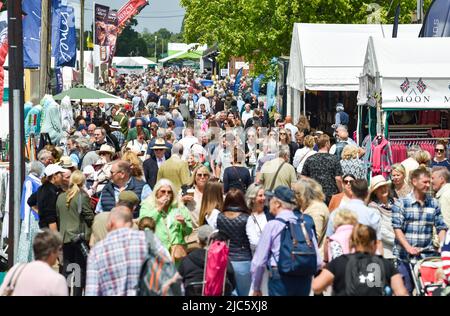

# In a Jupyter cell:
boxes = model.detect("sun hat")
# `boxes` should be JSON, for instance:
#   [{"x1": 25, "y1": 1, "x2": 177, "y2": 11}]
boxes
[
  {"x1": 59, "y1": 156, "x2": 77, "y2": 169},
  {"x1": 110, "y1": 121, "x2": 121, "y2": 129},
  {"x1": 97, "y1": 144, "x2": 116, "y2": 155},
  {"x1": 369, "y1": 175, "x2": 391, "y2": 193},
  {"x1": 150, "y1": 138, "x2": 168, "y2": 150}
]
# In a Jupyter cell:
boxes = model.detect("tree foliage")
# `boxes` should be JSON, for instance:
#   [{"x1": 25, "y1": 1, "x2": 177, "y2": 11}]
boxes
[
  {"x1": 116, "y1": 19, "x2": 149, "y2": 57},
  {"x1": 180, "y1": 0, "x2": 432, "y2": 73}
]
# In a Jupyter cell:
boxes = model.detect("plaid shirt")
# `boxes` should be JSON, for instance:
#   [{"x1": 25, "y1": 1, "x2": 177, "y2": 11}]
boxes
[
  {"x1": 85, "y1": 228, "x2": 147, "y2": 296},
  {"x1": 111, "y1": 131, "x2": 125, "y2": 148},
  {"x1": 392, "y1": 193, "x2": 448, "y2": 260}
]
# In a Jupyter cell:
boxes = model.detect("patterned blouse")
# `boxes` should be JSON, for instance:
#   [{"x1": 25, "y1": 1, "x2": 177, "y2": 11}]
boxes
[{"x1": 340, "y1": 158, "x2": 366, "y2": 180}]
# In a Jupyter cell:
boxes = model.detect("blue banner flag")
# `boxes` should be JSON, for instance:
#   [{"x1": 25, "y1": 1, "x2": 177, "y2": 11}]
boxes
[
  {"x1": 420, "y1": 0, "x2": 450, "y2": 37},
  {"x1": 23, "y1": 0, "x2": 41, "y2": 68},
  {"x1": 55, "y1": 68, "x2": 63, "y2": 94},
  {"x1": 252, "y1": 74, "x2": 265, "y2": 96},
  {"x1": 234, "y1": 68, "x2": 243, "y2": 96},
  {"x1": 52, "y1": 5, "x2": 77, "y2": 67}
]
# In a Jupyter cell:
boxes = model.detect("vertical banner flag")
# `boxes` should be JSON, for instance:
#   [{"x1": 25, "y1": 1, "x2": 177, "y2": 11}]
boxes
[
  {"x1": 94, "y1": 3, "x2": 109, "y2": 67},
  {"x1": 117, "y1": 0, "x2": 149, "y2": 32},
  {"x1": 23, "y1": 0, "x2": 42, "y2": 68},
  {"x1": 52, "y1": 5, "x2": 77, "y2": 67},
  {"x1": 106, "y1": 9, "x2": 119, "y2": 64},
  {"x1": 420, "y1": 0, "x2": 450, "y2": 37},
  {"x1": 55, "y1": 68, "x2": 63, "y2": 94},
  {"x1": 234, "y1": 68, "x2": 243, "y2": 96},
  {"x1": 0, "y1": 11, "x2": 7, "y2": 102},
  {"x1": 252, "y1": 74, "x2": 265, "y2": 96}
]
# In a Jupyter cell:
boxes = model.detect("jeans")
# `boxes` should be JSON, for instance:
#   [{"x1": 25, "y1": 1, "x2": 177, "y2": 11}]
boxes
[
  {"x1": 268, "y1": 267, "x2": 312, "y2": 296},
  {"x1": 397, "y1": 261, "x2": 414, "y2": 294},
  {"x1": 231, "y1": 261, "x2": 252, "y2": 296}
]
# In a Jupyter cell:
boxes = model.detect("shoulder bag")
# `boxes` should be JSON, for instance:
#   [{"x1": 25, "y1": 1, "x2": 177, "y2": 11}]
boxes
[{"x1": 268, "y1": 161, "x2": 286, "y2": 192}]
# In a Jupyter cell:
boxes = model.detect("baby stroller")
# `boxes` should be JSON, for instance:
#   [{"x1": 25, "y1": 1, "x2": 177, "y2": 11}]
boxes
[
  {"x1": 411, "y1": 256, "x2": 446, "y2": 296},
  {"x1": 407, "y1": 246, "x2": 445, "y2": 296}
]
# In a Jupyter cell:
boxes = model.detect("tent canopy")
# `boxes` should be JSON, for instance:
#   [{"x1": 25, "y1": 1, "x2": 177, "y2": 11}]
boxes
[
  {"x1": 54, "y1": 86, "x2": 129, "y2": 104},
  {"x1": 287, "y1": 23, "x2": 422, "y2": 92},
  {"x1": 358, "y1": 37, "x2": 450, "y2": 110},
  {"x1": 113, "y1": 56, "x2": 157, "y2": 67}
]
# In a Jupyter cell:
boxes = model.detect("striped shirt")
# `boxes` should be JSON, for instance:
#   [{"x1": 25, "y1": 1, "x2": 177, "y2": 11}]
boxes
[
  {"x1": 85, "y1": 228, "x2": 147, "y2": 296},
  {"x1": 392, "y1": 193, "x2": 448, "y2": 260}
]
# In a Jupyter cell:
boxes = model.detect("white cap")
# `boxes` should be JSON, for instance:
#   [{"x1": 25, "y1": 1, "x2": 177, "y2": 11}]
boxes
[{"x1": 44, "y1": 164, "x2": 66, "y2": 177}]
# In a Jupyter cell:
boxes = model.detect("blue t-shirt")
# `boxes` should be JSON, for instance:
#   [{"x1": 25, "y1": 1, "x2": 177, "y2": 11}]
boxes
[{"x1": 431, "y1": 159, "x2": 450, "y2": 172}]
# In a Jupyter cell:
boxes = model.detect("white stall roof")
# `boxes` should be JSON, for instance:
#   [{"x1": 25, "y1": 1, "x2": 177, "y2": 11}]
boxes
[
  {"x1": 287, "y1": 23, "x2": 422, "y2": 92},
  {"x1": 361, "y1": 37, "x2": 450, "y2": 110}
]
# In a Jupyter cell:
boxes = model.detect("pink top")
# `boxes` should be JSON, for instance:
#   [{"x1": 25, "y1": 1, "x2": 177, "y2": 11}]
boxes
[
  {"x1": 0, "y1": 261, "x2": 68, "y2": 296},
  {"x1": 328, "y1": 224, "x2": 354, "y2": 260}
]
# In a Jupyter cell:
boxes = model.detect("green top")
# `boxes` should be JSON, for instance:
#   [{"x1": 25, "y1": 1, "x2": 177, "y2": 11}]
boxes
[
  {"x1": 113, "y1": 114, "x2": 129, "y2": 137},
  {"x1": 139, "y1": 201, "x2": 193, "y2": 251},
  {"x1": 126, "y1": 127, "x2": 151, "y2": 142}
]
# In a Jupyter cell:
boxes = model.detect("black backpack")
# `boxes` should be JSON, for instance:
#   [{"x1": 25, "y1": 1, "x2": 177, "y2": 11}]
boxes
[{"x1": 344, "y1": 253, "x2": 387, "y2": 296}]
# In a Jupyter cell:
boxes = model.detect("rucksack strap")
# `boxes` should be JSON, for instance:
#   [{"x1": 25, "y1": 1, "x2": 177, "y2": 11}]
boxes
[{"x1": 268, "y1": 162, "x2": 286, "y2": 191}]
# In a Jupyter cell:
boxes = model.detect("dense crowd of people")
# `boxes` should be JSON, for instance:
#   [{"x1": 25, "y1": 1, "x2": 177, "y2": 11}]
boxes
[{"x1": 2, "y1": 66, "x2": 450, "y2": 296}]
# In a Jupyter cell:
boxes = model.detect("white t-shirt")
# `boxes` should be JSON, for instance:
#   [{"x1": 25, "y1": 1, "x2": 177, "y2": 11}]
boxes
[
  {"x1": 241, "y1": 110, "x2": 254, "y2": 126},
  {"x1": 178, "y1": 136, "x2": 199, "y2": 160},
  {"x1": 206, "y1": 208, "x2": 221, "y2": 229}
]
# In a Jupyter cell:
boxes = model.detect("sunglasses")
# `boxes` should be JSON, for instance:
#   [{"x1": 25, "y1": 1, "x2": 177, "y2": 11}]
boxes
[
  {"x1": 280, "y1": 132, "x2": 287, "y2": 135},
  {"x1": 197, "y1": 173, "x2": 209, "y2": 178},
  {"x1": 159, "y1": 190, "x2": 173, "y2": 194},
  {"x1": 435, "y1": 148, "x2": 445, "y2": 153},
  {"x1": 344, "y1": 179, "x2": 354, "y2": 184}
]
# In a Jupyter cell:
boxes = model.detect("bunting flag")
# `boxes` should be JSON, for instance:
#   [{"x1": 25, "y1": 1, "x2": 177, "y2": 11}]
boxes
[
  {"x1": 420, "y1": 0, "x2": 450, "y2": 37},
  {"x1": 0, "y1": 11, "x2": 7, "y2": 103},
  {"x1": 117, "y1": 0, "x2": 149, "y2": 32},
  {"x1": 234, "y1": 68, "x2": 243, "y2": 96}
]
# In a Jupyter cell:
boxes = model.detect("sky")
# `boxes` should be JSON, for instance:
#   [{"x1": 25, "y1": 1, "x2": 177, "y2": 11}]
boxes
[{"x1": 70, "y1": 0, "x2": 185, "y2": 33}]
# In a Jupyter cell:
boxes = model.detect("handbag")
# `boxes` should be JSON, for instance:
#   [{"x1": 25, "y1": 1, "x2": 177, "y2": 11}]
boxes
[
  {"x1": 1, "y1": 264, "x2": 27, "y2": 296},
  {"x1": 170, "y1": 244, "x2": 187, "y2": 261}
]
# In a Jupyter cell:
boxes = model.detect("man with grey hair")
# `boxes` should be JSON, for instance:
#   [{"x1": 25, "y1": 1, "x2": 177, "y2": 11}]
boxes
[
  {"x1": 157, "y1": 143, "x2": 191, "y2": 193},
  {"x1": 432, "y1": 166, "x2": 450, "y2": 226},
  {"x1": 259, "y1": 144, "x2": 297, "y2": 191},
  {"x1": 37, "y1": 149, "x2": 55, "y2": 167},
  {"x1": 86, "y1": 206, "x2": 147, "y2": 296},
  {"x1": 329, "y1": 124, "x2": 356, "y2": 157},
  {"x1": 0, "y1": 229, "x2": 68, "y2": 296},
  {"x1": 251, "y1": 186, "x2": 319, "y2": 296}
]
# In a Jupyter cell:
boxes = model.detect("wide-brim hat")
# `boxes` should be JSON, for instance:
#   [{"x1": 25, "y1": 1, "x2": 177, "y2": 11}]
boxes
[
  {"x1": 370, "y1": 175, "x2": 391, "y2": 193},
  {"x1": 150, "y1": 138, "x2": 168, "y2": 150},
  {"x1": 110, "y1": 121, "x2": 121, "y2": 129},
  {"x1": 97, "y1": 144, "x2": 116, "y2": 155},
  {"x1": 59, "y1": 156, "x2": 77, "y2": 169}
]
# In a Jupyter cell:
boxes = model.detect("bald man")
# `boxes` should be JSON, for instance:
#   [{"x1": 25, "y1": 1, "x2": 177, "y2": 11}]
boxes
[{"x1": 284, "y1": 115, "x2": 298, "y2": 140}]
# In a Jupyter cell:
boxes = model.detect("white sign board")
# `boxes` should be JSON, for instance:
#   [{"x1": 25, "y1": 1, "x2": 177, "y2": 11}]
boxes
[
  {"x1": 382, "y1": 77, "x2": 450, "y2": 109},
  {"x1": 235, "y1": 61, "x2": 249, "y2": 70},
  {"x1": 220, "y1": 69, "x2": 229, "y2": 77}
]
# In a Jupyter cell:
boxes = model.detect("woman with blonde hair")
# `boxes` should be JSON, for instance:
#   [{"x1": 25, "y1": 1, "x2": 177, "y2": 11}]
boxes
[
  {"x1": 122, "y1": 150, "x2": 145, "y2": 181},
  {"x1": 296, "y1": 115, "x2": 310, "y2": 134},
  {"x1": 139, "y1": 178, "x2": 193, "y2": 263},
  {"x1": 313, "y1": 224, "x2": 408, "y2": 296},
  {"x1": 56, "y1": 170, "x2": 94, "y2": 296},
  {"x1": 390, "y1": 163, "x2": 412, "y2": 199},
  {"x1": 293, "y1": 135, "x2": 317, "y2": 175},
  {"x1": 198, "y1": 180, "x2": 224, "y2": 227},
  {"x1": 292, "y1": 179, "x2": 329, "y2": 249},
  {"x1": 278, "y1": 128, "x2": 297, "y2": 164},
  {"x1": 340, "y1": 145, "x2": 366, "y2": 180},
  {"x1": 184, "y1": 165, "x2": 211, "y2": 228},
  {"x1": 327, "y1": 209, "x2": 358, "y2": 260}
]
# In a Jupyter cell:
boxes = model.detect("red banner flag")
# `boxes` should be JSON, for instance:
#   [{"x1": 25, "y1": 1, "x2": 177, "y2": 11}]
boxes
[
  {"x1": 0, "y1": 11, "x2": 7, "y2": 104},
  {"x1": 117, "y1": 0, "x2": 149, "y2": 31}
]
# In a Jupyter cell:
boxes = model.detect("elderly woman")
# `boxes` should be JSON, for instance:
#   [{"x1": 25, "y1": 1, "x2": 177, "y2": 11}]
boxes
[
  {"x1": 139, "y1": 179, "x2": 193, "y2": 263},
  {"x1": 390, "y1": 163, "x2": 412, "y2": 199},
  {"x1": 90, "y1": 144, "x2": 115, "y2": 194},
  {"x1": 292, "y1": 178, "x2": 329, "y2": 250},
  {"x1": 340, "y1": 145, "x2": 366, "y2": 180}
]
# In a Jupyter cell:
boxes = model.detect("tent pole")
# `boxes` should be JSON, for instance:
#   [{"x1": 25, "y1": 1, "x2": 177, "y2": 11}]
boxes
[{"x1": 303, "y1": 91, "x2": 306, "y2": 117}]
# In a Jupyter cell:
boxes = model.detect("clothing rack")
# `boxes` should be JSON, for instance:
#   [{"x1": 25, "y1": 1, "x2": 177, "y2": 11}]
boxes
[{"x1": 389, "y1": 137, "x2": 450, "y2": 141}]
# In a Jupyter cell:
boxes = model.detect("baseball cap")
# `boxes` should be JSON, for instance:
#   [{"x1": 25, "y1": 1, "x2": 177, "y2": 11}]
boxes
[
  {"x1": 197, "y1": 225, "x2": 215, "y2": 244},
  {"x1": 44, "y1": 164, "x2": 66, "y2": 177},
  {"x1": 265, "y1": 186, "x2": 296, "y2": 204},
  {"x1": 118, "y1": 191, "x2": 140, "y2": 206}
]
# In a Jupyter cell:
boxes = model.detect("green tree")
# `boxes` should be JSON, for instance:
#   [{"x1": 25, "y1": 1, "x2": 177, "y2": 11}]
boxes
[
  {"x1": 180, "y1": 0, "x2": 432, "y2": 73},
  {"x1": 116, "y1": 19, "x2": 149, "y2": 56}
]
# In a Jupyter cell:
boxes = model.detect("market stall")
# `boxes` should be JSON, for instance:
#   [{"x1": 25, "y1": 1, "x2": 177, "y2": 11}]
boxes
[
  {"x1": 112, "y1": 56, "x2": 157, "y2": 75},
  {"x1": 286, "y1": 23, "x2": 421, "y2": 129},
  {"x1": 358, "y1": 36, "x2": 450, "y2": 170}
]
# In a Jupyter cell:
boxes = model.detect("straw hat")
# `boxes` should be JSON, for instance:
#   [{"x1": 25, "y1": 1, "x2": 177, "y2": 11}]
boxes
[
  {"x1": 150, "y1": 138, "x2": 168, "y2": 150},
  {"x1": 97, "y1": 144, "x2": 116, "y2": 155},
  {"x1": 59, "y1": 156, "x2": 77, "y2": 169},
  {"x1": 110, "y1": 121, "x2": 121, "y2": 129},
  {"x1": 369, "y1": 175, "x2": 391, "y2": 193}
]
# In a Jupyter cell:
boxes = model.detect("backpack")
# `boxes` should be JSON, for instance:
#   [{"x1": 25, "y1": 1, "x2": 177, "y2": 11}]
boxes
[
  {"x1": 203, "y1": 240, "x2": 230, "y2": 296},
  {"x1": 275, "y1": 216, "x2": 317, "y2": 277},
  {"x1": 136, "y1": 229, "x2": 183, "y2": 296},
  {"x1": 344, "y1": 253, "x2": 387, "y2": 296}
]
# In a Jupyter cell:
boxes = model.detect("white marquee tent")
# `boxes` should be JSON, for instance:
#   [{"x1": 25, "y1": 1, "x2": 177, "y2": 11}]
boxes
[
  {"x1": 112, "y1": 56, "x2": 157, "y2": 74},
  {"x1": 286, "y1": 23, "x2": 422, "y2": 121}
]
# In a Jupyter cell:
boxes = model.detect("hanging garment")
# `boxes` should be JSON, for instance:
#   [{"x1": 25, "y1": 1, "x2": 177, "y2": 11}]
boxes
[{"x1": 371, "y1": 137, "x2": 393, "y2": 178}]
